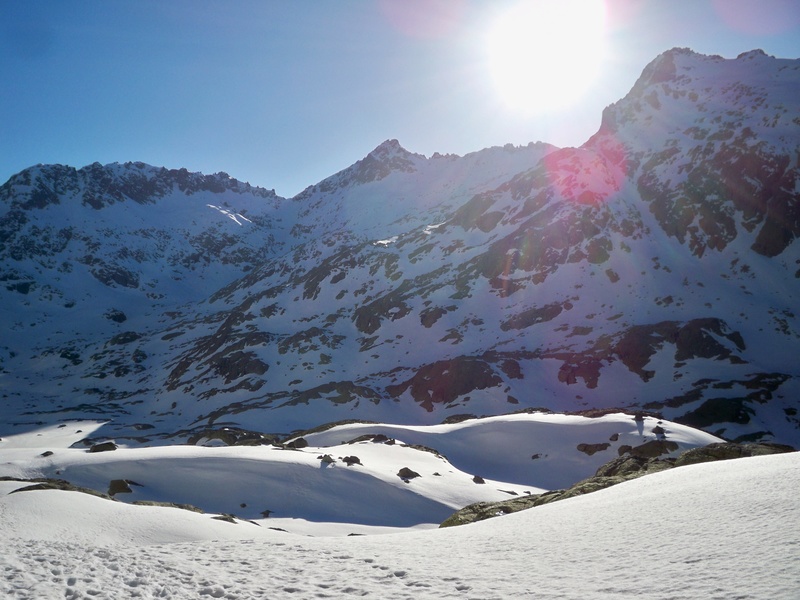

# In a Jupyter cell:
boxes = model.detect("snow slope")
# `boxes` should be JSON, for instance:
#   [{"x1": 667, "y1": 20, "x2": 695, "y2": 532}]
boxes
[
  {"x1": 0, "y1": 413, "x2": 721, "y2": 530},
  {"x1": 294, "y1": 412, "x2": 722, "y2": 490},
  {"x1": 1, "y1": 436, "x2": 797, "y2": 599}
]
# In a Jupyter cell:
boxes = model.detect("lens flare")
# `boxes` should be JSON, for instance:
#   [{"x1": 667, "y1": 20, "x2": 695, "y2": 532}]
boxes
[
  {"x1": 711, "y1": 0, "x2": 800, "y2": 35},
  {"x1": 487, "y1": 0, "x2": 608, "y2": 114},
  {"x1": 379, "y1": 0, "x2": 466, "y2": 39}
]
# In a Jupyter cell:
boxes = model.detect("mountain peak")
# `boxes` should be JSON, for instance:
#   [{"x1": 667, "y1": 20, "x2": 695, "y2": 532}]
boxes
[
  {"x1": 736, "y1": 48, "x2": 771, "y2": 60},
  {"x1": 367, "y1": 138, "x2": 421, "y2": 158},
  {"x1": 630, "y1": 47, "x2": 779, "y2": 95},
  {"x1": 371, "y1": 138, "x2": 404, "y2": 153},
  {"x1": 343, "y1": 140, "x2": 422, "y2": 183},
  {"x1": 1, "y1": 161, "x2": 281, "y2": 211},
  {"x1": 626, "y1": 47, "x2": 685, "y2": 96},
  {"x1": 597, "y1": 48, "x2": 798, "y2": 146},
  {"x1": 294, "y1": 140, "x2": 423, "y2": 200}
]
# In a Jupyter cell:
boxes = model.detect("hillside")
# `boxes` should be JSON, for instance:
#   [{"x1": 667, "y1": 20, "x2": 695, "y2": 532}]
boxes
[
  {"x1": 1, "y1": 422, "x2": 798, "y2": 598},
  {"x1": 1, "y1": 48, "x2": 798, "y2": 447}
]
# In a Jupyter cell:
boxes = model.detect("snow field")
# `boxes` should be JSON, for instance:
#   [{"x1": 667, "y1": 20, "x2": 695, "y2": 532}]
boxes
[{"x1": 1, "y1": 452, "x2": 798, "y2": 599}]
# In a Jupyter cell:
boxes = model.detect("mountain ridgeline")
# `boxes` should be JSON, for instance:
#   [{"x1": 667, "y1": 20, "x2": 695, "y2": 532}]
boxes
[{"x1": 1, "y1": 48, "x2": 798, "y2": 445}]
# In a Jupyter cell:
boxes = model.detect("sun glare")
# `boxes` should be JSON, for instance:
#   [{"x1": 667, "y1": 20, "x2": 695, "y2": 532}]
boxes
[{"x1": 487, "y1": 0, "x2": 607, "y2": 114}]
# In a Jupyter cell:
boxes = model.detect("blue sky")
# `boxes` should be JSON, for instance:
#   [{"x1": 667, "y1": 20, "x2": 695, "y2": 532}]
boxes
[{"x1": 2, "y1": 0, "x2": 799, "y2": 197}]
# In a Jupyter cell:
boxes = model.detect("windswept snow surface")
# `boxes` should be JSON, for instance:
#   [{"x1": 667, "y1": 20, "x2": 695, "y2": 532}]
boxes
[
  {"x1": 1, "y1": 417, "x2": 796, "y2": 598},
  {"x1": 0, "y1": 413, "x2": 719, "y2": 529},
  {"x1": 297, "y1": 412, "x2": 723, "y2": 490},
  {"x1": 1, "y1": 451, "x2": 798, "y2": 599}
]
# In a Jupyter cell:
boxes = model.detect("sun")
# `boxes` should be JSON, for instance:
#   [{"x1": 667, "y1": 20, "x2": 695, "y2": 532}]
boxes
[{"x1": 487, "y1": 0, "x2": 607, "y2": 114}]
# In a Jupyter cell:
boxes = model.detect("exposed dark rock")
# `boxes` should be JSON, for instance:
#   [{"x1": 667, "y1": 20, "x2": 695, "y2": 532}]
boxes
[
  {"x1": 402, "y1": 443, "x2": 447, "y2": 460},
  {"x1": 277, "y1": 381, "x2": 382, "y2": 409},
  {"x1": 594, "y1": 455, "x2": 675, "y2": 478},
  {"x1": 88, "y1": 263, "x2": 140, "y2": 289},
  {"x1": 621, "y1": 440, "x2": 679, "y2": 458},
  {"x1": 534, "y1": 476, "x2": 625, "y2": 505},
  {"x1": 8, "y1": 478, "x2": 114, "y2": 501},
  {"x1": 108, "y1": 479, "x2": 142, "y2": 496},
  {"x1": 440, "y1": 414, "x2": 477, "y2": 425},
  {"x1": 472, "y1": 475, "x2": 486, "y2": 484},
  {"x1": 188, "y1": 427, "x2": 277, "y2": 447},
  {"x1": 677, "y1": 397, "x2": 754, "y2": 430},
  {"x1": 420, "y1": 306, "x2": 448, "y2": 328},
  {"x1": 88, "y1": 441, "x2": 118, "y2": 453},
  {"x1": 440, "y1": 495, "x2": 543, "y2": 528},
  {"x1": 557, "y1": 357, "x2": 602, "y2": 388},
  {"x1": 398, "y1": 467, "x2": 421, "y2": 480},
  {"x1": 576, "y1": 442, "x2": 611, "y2": 456},
  {"x1": 645, "y1": 374, "x2": 791, "y2": 424},
  {"x1": 283, "y1": 419, "x2": 377, "y2": 441},
  {"x1": 108, "y1": 479, "x2": 132, "y2": 496},
  {"x1": 206, "y1": 349, "x2": 269, "y2": 384},
  {"x1": 286, "y1": 437, "x2": 308, "y2": 449},
  {"x1": 635, "y1": 116, "x2": 800, "y2": 258},
  {"x1": 674, "y1": 442, "x2": 795, "y2": 467},
  {"x1": 611, "y1": 319, "x2": 745, "y2": 380},
  {"x1": 211, "y1": 514, "x2": 238, "y2": 524},
  {"x1": 342, "y1": 455, "x2": 361, "y2": 466},
  {"x1": 131, "y1": 500, "x2": 204, "y2": 513},
  {"x1": 449, "y1": 193, "x2": 500, "y2": 232},
  {"x1": 277, "y1": 326, "x2": 345, "y2": 356},
  {"x1": 345, "y1": 433, "x2": 393, "y2": 444},
  {"x1": 104, "y1": 309, "x2": 127, "y2": 323},
  {"x1": 673, "y1": 318, "x2": 746, "y2": 361},
  {"x1": 566, "y1": 407, "x2": 653, "y2": 419},
  {"x1": 500, "y1": 302, "x2": 564, "y2": 331},
  {"x1": 534, "y1": 318, "x2": 751, "y2": 395},
  {"x1": 386, "y1": 356, "x2": 503, "y2": 411},
  {"x1": 352, "y1": 280, "x2": 414, "y2": 335},
  {"x1": 108, "y1": 331, "x2": 142, "y2": 346}
]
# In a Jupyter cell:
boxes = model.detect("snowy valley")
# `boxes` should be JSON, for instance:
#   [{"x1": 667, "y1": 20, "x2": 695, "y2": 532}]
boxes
[
  {"x1": 1, "y1": 417, "x2": 798, "y2": 598},
  {"x1": 1, "y1": 48, "x2": 799, "y2": 598}
]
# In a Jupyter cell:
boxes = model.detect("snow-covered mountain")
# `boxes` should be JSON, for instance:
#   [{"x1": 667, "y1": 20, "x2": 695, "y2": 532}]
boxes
[{"x1": 1, "y1": 48, "x2": 798, "y2": 447}]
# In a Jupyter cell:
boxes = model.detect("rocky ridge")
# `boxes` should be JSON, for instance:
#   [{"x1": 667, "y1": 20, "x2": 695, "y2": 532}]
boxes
[{"x1": 439, "y1": 440, "x2": 796, "y2": 527}]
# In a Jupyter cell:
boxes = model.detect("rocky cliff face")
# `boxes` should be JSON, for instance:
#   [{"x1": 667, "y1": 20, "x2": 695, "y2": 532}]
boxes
[{"x1": 1, "y1": 49, "x2": 798, "y2": 446}]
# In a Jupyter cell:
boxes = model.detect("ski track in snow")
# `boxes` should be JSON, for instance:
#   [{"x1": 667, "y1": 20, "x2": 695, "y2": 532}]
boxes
[{"x1": 2, "y1": 452, "x2": 798, "y2": 599}]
